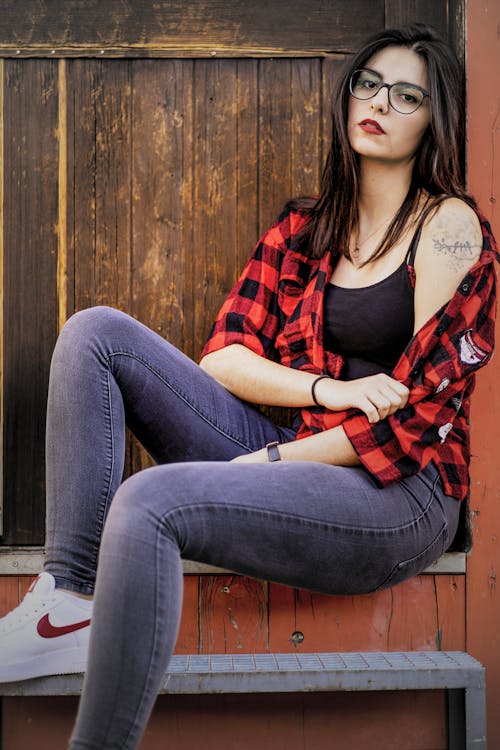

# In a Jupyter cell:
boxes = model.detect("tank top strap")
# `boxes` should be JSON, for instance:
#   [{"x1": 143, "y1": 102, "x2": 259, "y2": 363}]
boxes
[{"x1": 405, "y1": 219, "x2": 425, "y2": 266}]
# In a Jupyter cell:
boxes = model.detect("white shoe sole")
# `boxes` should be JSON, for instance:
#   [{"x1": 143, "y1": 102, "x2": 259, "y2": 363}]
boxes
[{"x1": 0, "y1": 645, "x2": 88, "y2": 682}]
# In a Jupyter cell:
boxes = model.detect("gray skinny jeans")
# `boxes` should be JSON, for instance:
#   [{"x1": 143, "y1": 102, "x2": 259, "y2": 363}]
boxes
[{"x1": 42, "y1": 306, "x2": 460, "y2": 750}]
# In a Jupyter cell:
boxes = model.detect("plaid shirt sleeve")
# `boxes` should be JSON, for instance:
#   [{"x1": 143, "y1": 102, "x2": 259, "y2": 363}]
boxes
[
  {"x1": 342, "y1": 216, "x2": 498, "y2": 498},
  {"x1": 201, "y1": 212, "x2": 296, "y2": 358}
]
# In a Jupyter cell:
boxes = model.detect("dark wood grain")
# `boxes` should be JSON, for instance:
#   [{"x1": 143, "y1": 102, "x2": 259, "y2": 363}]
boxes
[
  {"x1": 0, "y1": 4, "x2": 465, "y2": 544},
  {"x1": 66, "y1": 59, "x2": 132, "y2": 314},
  {"x1": 0, "y1": 0, "x2": 385, "y2": 57},
  {"x1": 2, "y1": 60, "x2": 59, "y2": 544}
]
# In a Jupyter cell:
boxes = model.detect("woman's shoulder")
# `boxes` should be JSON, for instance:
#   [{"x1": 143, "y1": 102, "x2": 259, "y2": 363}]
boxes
[
  {"x1": 418, "y1": 196, "x2": 483, "y2": 270},
  {"x1": 411, "y1": 195, "x2": 487, "y2": 331}
]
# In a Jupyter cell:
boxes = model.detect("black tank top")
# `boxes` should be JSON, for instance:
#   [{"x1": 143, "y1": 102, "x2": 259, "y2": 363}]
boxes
[{"x1": 323, "y1": 226, "x2": 421, "y2": 380}]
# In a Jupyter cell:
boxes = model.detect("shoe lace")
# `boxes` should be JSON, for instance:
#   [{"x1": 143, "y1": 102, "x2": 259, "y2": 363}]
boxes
[{"x1": 0, "y1": 590, "x2": 58, "y2": 634}]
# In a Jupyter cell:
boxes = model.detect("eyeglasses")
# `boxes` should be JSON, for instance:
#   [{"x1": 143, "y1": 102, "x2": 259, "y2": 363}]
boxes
[{"x1": 349, "y1": 68, "x2": 430, "y2": 114}]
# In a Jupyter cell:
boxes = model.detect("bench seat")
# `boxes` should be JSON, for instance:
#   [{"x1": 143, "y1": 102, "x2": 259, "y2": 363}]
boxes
[{"x1": 0, "y1": 651, "x2": 485, "y2": 749}]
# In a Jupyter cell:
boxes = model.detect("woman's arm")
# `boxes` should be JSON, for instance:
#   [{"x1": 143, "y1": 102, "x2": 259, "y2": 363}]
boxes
[
  {"x1": 413, "y1": 198, "x2": 482, "y2": 332},
  {"x1": 231, "y1": 421, "x2": 360, "y2": 465},
  {"x1": 200, "y1": 344, "x2": 409, "y2": 423}
]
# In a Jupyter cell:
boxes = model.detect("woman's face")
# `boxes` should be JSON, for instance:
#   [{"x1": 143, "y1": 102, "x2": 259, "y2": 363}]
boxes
[{"x1": 347, "y1": 46, "x2": 431, "y2": 165}]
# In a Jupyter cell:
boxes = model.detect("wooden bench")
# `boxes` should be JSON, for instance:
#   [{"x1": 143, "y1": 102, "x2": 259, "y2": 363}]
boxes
[
  {"x1": 0, "y1": 549, "x2": 481, "y2": 747},
  {"x1": 0, "y1": 651, "x2": 486, "y2": 749}
]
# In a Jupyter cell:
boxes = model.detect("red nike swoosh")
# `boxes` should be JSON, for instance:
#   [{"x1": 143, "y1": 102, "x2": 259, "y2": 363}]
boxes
[{"x1": 37, "y1": 613, "x2": 91, "y2": 639}]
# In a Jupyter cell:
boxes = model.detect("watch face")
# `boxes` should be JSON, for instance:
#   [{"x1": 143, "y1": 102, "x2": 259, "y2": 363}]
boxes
[{"x1": 266, "y1": 442, "x2": 281, "y2": 462}]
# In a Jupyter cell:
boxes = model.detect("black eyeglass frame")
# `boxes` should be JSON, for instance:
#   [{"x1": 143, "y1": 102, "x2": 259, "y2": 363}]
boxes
[{"x1": 348, "y1": 68, "x2": 430, "y2": 114}]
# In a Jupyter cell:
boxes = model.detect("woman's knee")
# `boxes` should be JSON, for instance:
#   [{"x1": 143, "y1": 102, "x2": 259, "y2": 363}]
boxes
[
  {"x1": 105, "y1": 465, "x2": 198, "y2": 549},
  {"x1": 53, "y1": 307, "x2": 135, "y2": 368},
  {"x1": 60, "y1": 306, "x2": 129, "y2": 343},
  {"x1": 107, "y1": 467, "x2": 177, "y2": 531}
]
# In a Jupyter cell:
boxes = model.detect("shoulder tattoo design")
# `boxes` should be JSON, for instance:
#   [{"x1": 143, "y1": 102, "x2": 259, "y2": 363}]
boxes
[{"x1": 431, "y1": 210, "x2": 482, "y2": 272}]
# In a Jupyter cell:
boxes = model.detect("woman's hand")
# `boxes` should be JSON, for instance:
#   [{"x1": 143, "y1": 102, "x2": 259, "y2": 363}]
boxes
[{"x1": 314, "y1": 374, "x2": 409, "y2": 424}]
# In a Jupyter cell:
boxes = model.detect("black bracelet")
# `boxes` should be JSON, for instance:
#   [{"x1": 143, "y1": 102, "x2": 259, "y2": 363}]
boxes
[{"x1": 311, "y1": 375, "x2": 330, "y2": 406}]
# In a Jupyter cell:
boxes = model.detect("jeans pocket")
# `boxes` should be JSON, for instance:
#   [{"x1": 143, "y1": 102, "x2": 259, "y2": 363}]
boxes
[{"x1": 375, "y1": 522, "x2": 448, "y2": 592}]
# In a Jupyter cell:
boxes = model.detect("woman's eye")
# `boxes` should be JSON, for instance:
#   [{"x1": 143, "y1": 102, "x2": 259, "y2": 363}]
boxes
[
  {"x1": 358, "y1": 78, "x2": 377, "y2": 89},
  {"x1": 394, "y1": 87, "x2": 420, "y2": 105}
]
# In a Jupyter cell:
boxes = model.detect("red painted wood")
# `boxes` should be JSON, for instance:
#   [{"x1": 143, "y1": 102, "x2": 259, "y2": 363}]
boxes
[
  {"x1": 199, "y1": 576, "x2": 268, "y2": 653},
  {"x1": 268, "y1": 576, "x2": 464, "y2": 653},
  {"x1": 2, "y1": 692, "x2": 447, "y2": 750},
  {"x1": 466, "y1": 2, "x2": 500, "y2": 746},
  {"x1": 0, "y1": 577, "x2": 20, "y2": 617},
  {"x1": 175, "y1": 575, "x2": 200, "y2": 654}
]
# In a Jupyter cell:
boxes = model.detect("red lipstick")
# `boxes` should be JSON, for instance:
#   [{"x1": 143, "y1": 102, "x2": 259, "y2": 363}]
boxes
[{"x1": 359, "y1": 119, "x2": 386, "y2": 135}]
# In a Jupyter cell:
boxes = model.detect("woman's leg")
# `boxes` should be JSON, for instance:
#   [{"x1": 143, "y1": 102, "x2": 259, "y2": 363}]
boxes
[
  {"x1": 0, "y1": 306, "x2": 295, "y2": 683},
  {"x1": 44, "y1": 306, "x2": 295, "y2": 594},
  {"x1": 70, "y1": 459, "x2": 459, "y2": 749}
]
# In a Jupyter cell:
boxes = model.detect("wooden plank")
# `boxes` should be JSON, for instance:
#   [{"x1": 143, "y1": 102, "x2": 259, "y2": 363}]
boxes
[
  {"x1": 0, "y1": 575, "x2": 18, "y2": 616},
  {"x1": 466, "y1": 6, "x2": 500, "y2": 748},
  {"x1": 0, "y1": 551, "x2": 467, "y2": 575},
  {"x1": 199, "y1": 576, "x2": 268, "y2": 652},
  {"x1": 2, "y1": 59, "x2": 59, "y2": 545},
  {"x1": 57, "y1": 59, "x2": 68, "y2": 332},
  {"x1": 175, "y1": 574, "x2": 200, "y2": 654},
  {"x1": 222, "y1": 59, "x2": 259, "y2": 346},
  {"x1": 0, "y1": 1, "x2": 384, "y2": 57},
  {"x1": 385, "y1": 0, "x2": 448, "y2": 30},
  {"x1": 321, "y1": 57, "x2": 346, "y2": 168},
  {"x1": 291, "y1": 59, "x2": 321, "y2": 198},
  {"x1": 385, "y1": 0, "x2": 465, "y2": 62},
  {"x1": 1, "y1": 692, "x2": 447, "y2": 750},
  {"x1": 192, "y1": 59, "x2": 241, "y2": 357},
  {"x1": 66, "y1": 59, "x2": 132, "y2": 315},
  {"x1": 0, "y1": 59, "x2": 3, "y2": 538},
  {"x1": 128, "y1": 58, "x2": 196, "y2": 475},
  {"x1": 434, "y1": 575, "x2": 465, "y2": 650},
  {"x1": 258, "y1": 59, "x2": 293, "y2": 232},
  {"x1": 268, "y1": 575, "x2": 464, "y2": 652},
  {"x1": 131, "y1": 59, "x2": 194, "y2": 354}
]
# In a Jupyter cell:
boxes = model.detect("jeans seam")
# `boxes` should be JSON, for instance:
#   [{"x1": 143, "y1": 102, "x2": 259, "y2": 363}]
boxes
[
  {"x1": 107, "y1": 350, "x2": 254, "y2": 451},
  {"x1": 89, "y1": 368, "x2": 118, "y2": 580},
  {"x1": 159, "y1": 493, "x2": 440, "y2": 537},
  {"x1": 120, "y1": 524, "x2": 169, "y2": 749}
]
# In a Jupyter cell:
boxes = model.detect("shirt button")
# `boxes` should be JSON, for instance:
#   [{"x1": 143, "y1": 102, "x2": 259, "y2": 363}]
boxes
[
  {"x1": 436, "y1": 377, "x2": 450, "y2": 393},
  {"x1": 461, "y1": 282, "x2": 470, "y2": 293},
  {"x1": 437, "y1": 326, "x2": 445, "y2": 336}
]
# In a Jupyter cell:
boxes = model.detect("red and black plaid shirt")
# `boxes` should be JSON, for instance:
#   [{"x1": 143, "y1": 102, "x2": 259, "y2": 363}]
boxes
[{"x1": 202, "y1": 208, "x2": 499, "y2": 501}]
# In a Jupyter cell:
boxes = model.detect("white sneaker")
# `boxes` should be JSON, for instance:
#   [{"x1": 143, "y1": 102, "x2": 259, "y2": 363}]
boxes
[{"x1": 0, "y1": 572, "x2": 92, "y2": 682}]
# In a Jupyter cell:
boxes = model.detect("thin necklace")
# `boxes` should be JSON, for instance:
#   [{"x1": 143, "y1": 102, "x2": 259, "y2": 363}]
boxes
[{"x1": 352, "y1": 214, "x2": 395, "y2": 257}]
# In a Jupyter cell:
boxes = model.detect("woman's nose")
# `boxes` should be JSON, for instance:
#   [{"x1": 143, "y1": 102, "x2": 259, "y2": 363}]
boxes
[{"x1": 370, "y1": 85, "x2": 390, "y2": 113}]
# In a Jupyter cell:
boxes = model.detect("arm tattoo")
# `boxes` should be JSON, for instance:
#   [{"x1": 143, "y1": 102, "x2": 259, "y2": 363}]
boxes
[
  {"x1": 431, "y1": 209, "x2": 482, "y2": 272},
  {"x1": 433, "y1": 237, "x2": 480, "y2": 261}
]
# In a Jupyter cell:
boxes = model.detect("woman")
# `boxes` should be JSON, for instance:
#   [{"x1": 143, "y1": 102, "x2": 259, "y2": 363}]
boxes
[{"x1": 0, "y1": 23, "x2": 498, "y2": 749}]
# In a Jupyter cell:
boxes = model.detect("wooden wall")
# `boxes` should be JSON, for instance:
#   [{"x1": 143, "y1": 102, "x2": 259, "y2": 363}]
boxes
[
  {"x1": 0, "y1": 0, "x2": 464, "y2": 545},
  {"x1": 3, "y1": 1, "x2": 493, "y2": 748},
  {"x1": 1, "y1": 572, "x2": 465, "y2": 749},
  {"x1": 465, "y1": 0, "x2": 500, "y2": 746}
]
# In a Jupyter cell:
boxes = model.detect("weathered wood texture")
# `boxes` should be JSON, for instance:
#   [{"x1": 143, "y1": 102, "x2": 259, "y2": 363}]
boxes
[
  {"x1": 465, "y1": 1, "x2": 500, "y2": 747},
  {"x1": 3, "y1": 55, "x2": 349, "y2": 543},
  {"x1": 2, "y1": 60, "x2": 59, "y2": 542},
  {"x1": 0, "y1": 574, "x2": 465, "y2": 653},
  {"x1": 0, "y1": 0, "x2": 463, "y2": 58},
  {"x1": 0, "y1": 3, "x2": 464, "y2": 542},
  {"x1": 0, "y1": 572, "x2": 460, "y2": 748},
  {"x1": 2, "y1": 692, "x2": 448, "y2": 750}
]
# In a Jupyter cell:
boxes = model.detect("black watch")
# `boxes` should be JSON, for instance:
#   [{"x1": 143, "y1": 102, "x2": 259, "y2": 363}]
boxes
[{"x1": 266, "y1": 441, "x2": 282, "y2": 462}]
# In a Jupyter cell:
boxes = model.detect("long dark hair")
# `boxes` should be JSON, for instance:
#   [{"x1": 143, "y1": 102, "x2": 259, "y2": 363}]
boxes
[{"x1": 289, "y1": 24, "x2": 475, "y2": 262}]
